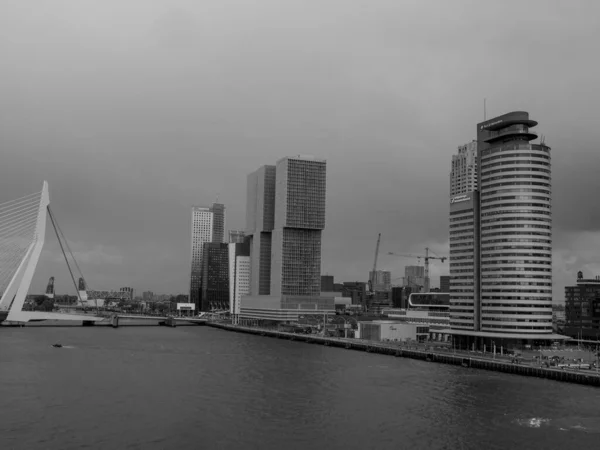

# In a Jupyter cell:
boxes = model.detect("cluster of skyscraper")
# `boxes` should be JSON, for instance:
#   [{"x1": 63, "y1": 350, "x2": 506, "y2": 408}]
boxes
[
  {"x1": 448, "y1": 111, "x2": 557, "y2": 349},
  {"x1": 188, "y1": 111, "x2": 560, "y2": 348},
  {"x1": 189, "y1": 155, "x2": 329, "y2": 321}
]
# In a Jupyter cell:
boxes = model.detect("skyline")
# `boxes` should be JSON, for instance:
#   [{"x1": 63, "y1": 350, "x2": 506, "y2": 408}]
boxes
[{"x1": 2, "y1": 0, "x2": 600, "y2": 300}]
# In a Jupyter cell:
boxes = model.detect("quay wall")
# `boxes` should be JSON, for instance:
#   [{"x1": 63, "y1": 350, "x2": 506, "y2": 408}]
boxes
[{"x1": 207, "y1": 322, "x2": 600, "y2": 388}]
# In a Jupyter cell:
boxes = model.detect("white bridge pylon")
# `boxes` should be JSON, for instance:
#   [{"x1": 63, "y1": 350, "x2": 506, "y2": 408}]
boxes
[
  {"x1": 0, "y1": 182, "x2": 101, "y2": 323},
  {"x1": 0, "y1": 181, "x2": 50, "y2": 322}
]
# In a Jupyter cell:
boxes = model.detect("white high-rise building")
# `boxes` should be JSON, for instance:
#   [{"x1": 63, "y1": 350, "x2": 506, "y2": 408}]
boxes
[
  {"x1": 229, "y1": 243, "x2": 250, "y2": 322},
  {"x1": 448, "y1": 111, "x2": 560, "y2": 351},
  {"x1": 450, "y1": 140, "x2": 478, "y2": 196},
  {"x1": 190, "y1": 204, "x2": 225, "y2": 309}
]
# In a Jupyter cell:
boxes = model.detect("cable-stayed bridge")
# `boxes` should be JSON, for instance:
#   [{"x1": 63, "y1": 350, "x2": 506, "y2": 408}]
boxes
[{"x1": 0, "y1": 182, "x2": 205, "y2": 326}]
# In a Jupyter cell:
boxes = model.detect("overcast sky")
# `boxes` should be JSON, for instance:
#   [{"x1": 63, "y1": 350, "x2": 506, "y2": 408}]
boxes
[{"x1": 1, "y1": 0, "x2": 599, "y2": 300}]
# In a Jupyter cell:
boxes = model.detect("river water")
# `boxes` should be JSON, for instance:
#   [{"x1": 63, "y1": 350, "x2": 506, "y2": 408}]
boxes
[{"x1": 1, "y1": 324, "x2": 600, "y2": 449}]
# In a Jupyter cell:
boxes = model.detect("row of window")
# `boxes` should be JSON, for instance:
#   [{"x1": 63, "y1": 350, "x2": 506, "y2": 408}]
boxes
[
  {"x1": 481, "y1": 224, "x2": 551, "y2": 231},
  {"x1": 481, "y1": 188, "x2": 551, "y2": 198},
  {"x1": 481, "y1": 274, "x2": 551, "y2": 279},
  {"x1": 480, "y1": 143, "x2": 550, "y2": 156},
  {"x1": 482, "y1": 174, "x2": 550, "y2": 184},
  {"x1": 482, "y1": 202, "x2": 551, "y2": 211},
  {"x1": 482, "y1": 209, "x2": 551, "y2": 217},
  {"x1": 481, "y1": 252, "x2": 551, "y2": 258},
  {"x1": 481, "y1": 195, "x2": 550, "y2": 204},
  {"x1": 482, "y1": 160, "x2": 550, "y2": 171},
  {"x1": 482, "y1": 238, "x2": 552, "y2": 244},
  {"x1": 481, "y1": 166, "x2": 551, "y2": 178},
  {"x1": 481, "y1": 245, "x2": 551, "y2": 251},
  {"x1": 482, "y1": 152, "x2": 550, "y2": 163}
]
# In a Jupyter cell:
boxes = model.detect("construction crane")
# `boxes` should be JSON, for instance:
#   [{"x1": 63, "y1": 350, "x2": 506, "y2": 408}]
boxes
[
  {"x1": 387, "y1": 247, "x2": 447, "y2": 293},
  {"x1": 368, "y1": 233, "x2": 381, "y2": 295}
]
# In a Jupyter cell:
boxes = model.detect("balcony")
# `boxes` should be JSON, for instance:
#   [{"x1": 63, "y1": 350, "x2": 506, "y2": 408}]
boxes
[{"x1": 484, "y1": 125, "x2": 538, "y2": 143}]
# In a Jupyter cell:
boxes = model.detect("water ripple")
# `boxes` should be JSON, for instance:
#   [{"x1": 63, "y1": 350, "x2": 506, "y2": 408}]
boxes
[{"x1": 1, "y1": 326, "x2": 600, "y2": 449}]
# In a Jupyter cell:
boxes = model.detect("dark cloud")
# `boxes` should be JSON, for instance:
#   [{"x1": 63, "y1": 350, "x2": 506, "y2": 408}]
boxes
[{"x1": 1, "y1": 0, "x2": 599, "y2": 300}]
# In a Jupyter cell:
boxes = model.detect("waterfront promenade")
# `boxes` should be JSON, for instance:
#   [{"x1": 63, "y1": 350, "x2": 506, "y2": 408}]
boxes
[{"x1": 207, "y1": 321, "x2": 600, "y2": 387}]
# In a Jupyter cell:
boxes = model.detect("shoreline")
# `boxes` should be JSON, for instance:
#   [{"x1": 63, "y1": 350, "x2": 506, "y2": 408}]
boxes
[{"x1": 207, "y1": 322, "x2": 600, "y2": 388}]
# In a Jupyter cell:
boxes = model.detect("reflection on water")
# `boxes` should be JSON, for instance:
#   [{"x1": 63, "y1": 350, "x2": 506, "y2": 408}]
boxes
[{"x1": 1, "y1": 325, "x2": 600, "y2": 450}]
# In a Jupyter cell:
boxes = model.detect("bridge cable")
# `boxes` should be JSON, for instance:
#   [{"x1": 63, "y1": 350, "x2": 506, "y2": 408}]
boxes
[
  {"x1": 50, "y1": 210, "x2": 100, "y2": 315},
  {"x1": 47, "y1": 206, "x2": 93, "y2": 313},
  {"x1": 48, "y1": 206, "x2": 87, "y2": 284},
  {"x1": 48, "y1": 206, "x2": 99, "y2": 314}
]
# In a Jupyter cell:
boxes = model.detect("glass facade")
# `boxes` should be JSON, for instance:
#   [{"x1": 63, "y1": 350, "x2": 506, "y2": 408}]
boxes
[
  {"x1": 564, "y1": 278, "x2": 600, "y2": 340},
  {"x1": 201, "y1": 243, "x2": 230, "y2": 311},
  {"x1": 449, "y1": 111, "x2": 554, "y2": 340},
  {"x1": 478, "y1": 117, "x2": 553, "y2": 334},
  {"x1": 190, "y1": 204, "x2": 226, "y2": 309}
]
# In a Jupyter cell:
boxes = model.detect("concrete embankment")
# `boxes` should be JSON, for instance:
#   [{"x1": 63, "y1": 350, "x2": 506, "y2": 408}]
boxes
[{"x1": 207, "y1": 322, "x2": 600, "y2": 388}]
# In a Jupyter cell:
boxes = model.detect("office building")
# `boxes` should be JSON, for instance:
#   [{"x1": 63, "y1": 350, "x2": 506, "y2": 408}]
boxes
[
  {"x1": 440, "y1": 276, "x2": 450, "y2": 293},
  {"x1": 245, "y1": 165, "x2": 276, "y2": 295},
  {"x1": 190, "y1": 204, "x2": 226, "y2": 309},
  {"x1": 241, "y1": 156, "x2": 332, "y2": 321},
  {"x1": 564, "y1": 271, "x2": 600, "y2": 340},
  {"x1": 271, "y1": 156, "x2": 326, "y2": 297},
  {"x1": 340, "y1": 281, "x2": 367, "y2": 308},
  {"x1": 404, "y1": 266, "x2": 425, "y2": 291},
  {"x1": 369, "y1": 270, "x2": 391, "y2": 291},
  {"x1": 229, "y1": 241, "x2": 251, "y2": 321},
  {"x1": 142, "y1": 291, "x2": 154, "y2": 302},
  {"x1": 391, "y1": 286, "x2": 404, "y2": 308},
  {"x1": 119, "y1": 287, "x2": 134, "y2": 301},
  {"x1": 228, "y1": 230, "x2": 246, "y2": 244},
  {"x1": 321, "y1": 275, "x2": 334, "y2": 292},
  {"x1": 450, "y1": 140, "x2": 478, "y2": 196},
  {"x1": 200, "y1": 242, "x2": 230, "y2": 311},
  {"x1": 448, "y1": 111, "x2": 565, "y2": 349}
]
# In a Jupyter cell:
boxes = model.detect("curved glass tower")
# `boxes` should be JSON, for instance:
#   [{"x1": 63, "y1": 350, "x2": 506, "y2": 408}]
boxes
[
  {"x1": 478, "y1": 111, "x2": 553, "y2": 335},
  {"x1": 449, "y1": 111, "x2": 558, "y2": 349}
]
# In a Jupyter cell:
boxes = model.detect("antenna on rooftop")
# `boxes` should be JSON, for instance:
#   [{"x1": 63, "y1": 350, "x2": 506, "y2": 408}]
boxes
[{"x1": 484, "y1": 98, "x2": 487, "y2": 121}]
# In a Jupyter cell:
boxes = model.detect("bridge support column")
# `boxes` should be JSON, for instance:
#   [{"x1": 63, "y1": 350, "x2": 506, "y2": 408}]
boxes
[
  {"x1": 111, "y1": 315, "x2": 119, "y2": 328},
  {"x1": 166, "y1": 317, "x2": 177, "y2": 328}
]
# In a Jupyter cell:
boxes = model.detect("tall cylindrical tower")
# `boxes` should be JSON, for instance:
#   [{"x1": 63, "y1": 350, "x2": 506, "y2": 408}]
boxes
[{"x1": 477, "y1": 112, "x2": 553, "y2": 335}]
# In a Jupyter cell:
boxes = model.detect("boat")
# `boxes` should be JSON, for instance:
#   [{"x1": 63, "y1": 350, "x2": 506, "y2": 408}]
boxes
[{"x1": 52, "y1": 343, "x2": 63, "y2": 348}]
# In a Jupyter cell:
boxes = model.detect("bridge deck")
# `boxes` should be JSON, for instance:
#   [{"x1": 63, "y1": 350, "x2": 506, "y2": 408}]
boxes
[{"x1": 6, "y1": 311, "x2": 105, "y2": 322}]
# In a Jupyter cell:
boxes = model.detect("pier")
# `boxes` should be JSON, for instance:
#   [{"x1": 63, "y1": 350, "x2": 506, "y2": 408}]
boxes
[{"x1": 207, "y1": 322, "x2": 600, "y2": 388}]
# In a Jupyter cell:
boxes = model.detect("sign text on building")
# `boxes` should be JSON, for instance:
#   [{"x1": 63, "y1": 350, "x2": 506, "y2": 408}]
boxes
[{"x1": 450, "y1": 195, "x2": 471, "y2": 204}]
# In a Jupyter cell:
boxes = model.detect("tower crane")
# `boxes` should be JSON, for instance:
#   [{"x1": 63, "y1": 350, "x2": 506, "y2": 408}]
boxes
[
  {"x1": 387, "y1": 247, "x2": 447, "y2": 293},
  {"x1": 368, "y1": 233, "x2": 381, "y2": 295}
]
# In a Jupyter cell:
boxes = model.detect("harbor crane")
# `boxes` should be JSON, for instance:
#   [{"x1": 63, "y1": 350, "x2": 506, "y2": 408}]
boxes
[{"x1": 387, "y1": 247, "x2": 447, "y2": 293}]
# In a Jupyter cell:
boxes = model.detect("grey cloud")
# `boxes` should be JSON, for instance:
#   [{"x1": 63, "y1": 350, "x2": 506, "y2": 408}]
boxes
[{"x1": 0, "y1": 0, "x2": 599, "y2": 298}]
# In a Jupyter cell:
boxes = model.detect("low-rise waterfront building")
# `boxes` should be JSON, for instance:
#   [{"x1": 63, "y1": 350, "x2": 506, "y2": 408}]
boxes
[
  {"x1": 355, "y1": 321, "x2": 430, "y2": 343},
  {"x1": 564, "y1": 271, "x2": 600, "y2": 340}
]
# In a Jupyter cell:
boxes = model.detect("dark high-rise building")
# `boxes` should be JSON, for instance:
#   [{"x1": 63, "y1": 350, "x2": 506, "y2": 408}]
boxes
[
  {"x1": 190, "y1": 203, "x2": 226, "y2": 309},
  {"x1": 391, "y1": 286, "x2": 404, "y2": 308},
  {"x1": 341, "y1": 281, "x2": 367, "y2": 307},
  {"x1": 321, "y1": 275, "x2": 334, "y2": 292},
  {"x1": 201, "y1": 243, "x2": 230, "y2": 311},
  {"x1": 440, "y1": 276, "x2": 450, "y2": 293},
  {"x1": 449, "y1": 111, "x2": 559, "y2": 349},
  {"x1": 271, "y1": 156, "x2": 326, "y2": 297},
  {"x1": 564, "y1": 271, "x2": 600, "y2": 340},
  {"x1": 241, "y1": 156, "x2": 332, "y2": 321},
  {"x1": 245, "y1": 165, "x2": 276, "y2": 295}
]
